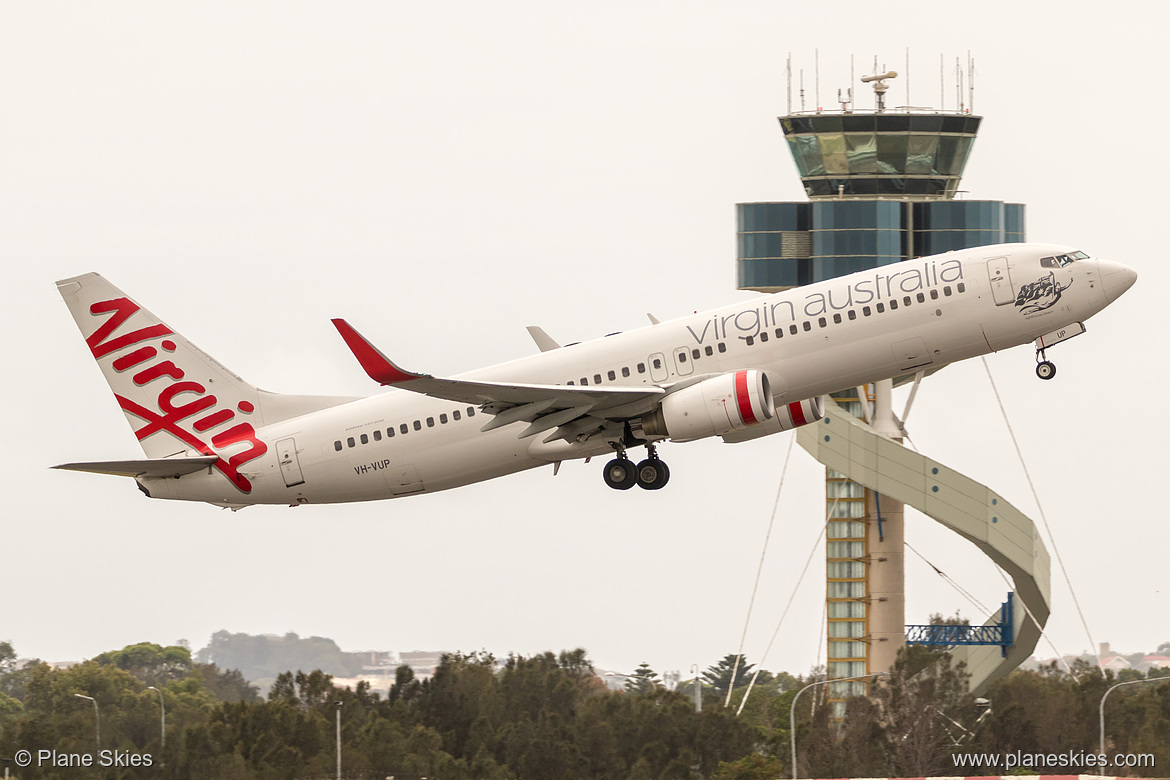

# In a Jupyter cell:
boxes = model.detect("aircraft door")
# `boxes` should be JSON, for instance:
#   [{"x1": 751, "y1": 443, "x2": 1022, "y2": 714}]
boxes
[
  {"x1": 672, "y1": 346, "x2": 694, "y2": 376},
  {"x1": 648, "y1": 352, "x2": 669, "y2": 382},
  {"x1": 986, "y1": 257, "x2": 1016, "y2": 305},
  {"x1": 276, "y1": 437, "x2": 305, "y2": 487}
]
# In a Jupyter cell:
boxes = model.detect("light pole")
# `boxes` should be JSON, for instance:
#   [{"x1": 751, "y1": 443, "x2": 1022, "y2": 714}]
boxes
[
  {"x1": 74, "y1": 694, "x2": 99, "y2": 747},
  {"x1": 335, "y1": 700, "x2": 342, "y2": 780},
  {"x1": 1098, "y1": 675, "x2": 1170, "y2": 774},
  {"x1": 147, "y1": 686, "x2": 166, "y2": 750},
  {"x1": 789, "y1": 672, "x2": 887, "y2": 780},
  {"x1": 690, "y1": 665, "x2": 702, "y2": 713}
]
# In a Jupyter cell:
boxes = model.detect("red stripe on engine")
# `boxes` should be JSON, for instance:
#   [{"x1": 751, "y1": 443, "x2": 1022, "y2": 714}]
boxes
[
  {"x1": 735, "y1": 371, "x2": 758, "y2": 425},
  {"x1": 788, "y1": 401, "x2": 807, "y2": 427}
]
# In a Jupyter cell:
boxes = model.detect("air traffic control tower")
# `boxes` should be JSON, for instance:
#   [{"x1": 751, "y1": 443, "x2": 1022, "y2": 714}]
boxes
[{"x1": 736, "y1": 61, "x2": 1029, "y2": 720}]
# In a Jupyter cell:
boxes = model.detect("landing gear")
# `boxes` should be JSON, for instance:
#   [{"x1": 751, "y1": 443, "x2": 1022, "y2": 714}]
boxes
[
  {"x1": 635, "y1": 445, "x2": 670, "y2": 491},
  {"x1": 603, "y1": 443, "x2": 670, "y2": 491},
  {"x1": 1035, "y1": 347, "x2": 1057, "y2": 381},
  {"x1": 602, "y1": 454, "x2": 637, "y2": 490}
]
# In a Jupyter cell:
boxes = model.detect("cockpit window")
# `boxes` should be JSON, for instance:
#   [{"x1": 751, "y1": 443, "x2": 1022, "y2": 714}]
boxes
[{"x1": 1040, "y1": 251, "x2": 1087, "y2": 269}]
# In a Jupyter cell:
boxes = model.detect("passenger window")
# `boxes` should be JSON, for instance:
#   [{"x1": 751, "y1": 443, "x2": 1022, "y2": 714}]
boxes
[
  {"x1": 759, "y1": 331, "x2": 768, "y2": 342},
  {"x1": 401, "y1": 423, "x2": 409, "y2": 435},
  {"x1": 817, "y1": 317, "x2": 826, "y2": 328},
  {"x1": 789, "y1": 324, "x2": 798, "y2": 335},
  {"x1": 944, "y1": 286, "x2": 952, "y2": 296},
  {"x1": 848, "y1": 310, "x2": 856, "y2": 320},
  {"x1": 413, "y1": 420, "x2": 421, "y2": 431},
  {"x1": 652, "y1": 358, "x2": 662, "y2": 369},
  {"x1": 917, "y1": 292, "x2": 925, "y2": 303},
  {"x1": 593, "y1": 373, "x2": 602, "y2": 384},
  {"x1": 453, "y1": 409, "x2": 461, "y2": 421},
  {"x1": 890, "y1": 299, "x2": 899, "y2": 310},
  {"x1": 373, "y1": 430, "x2": 382, "y2": 441},
  {"x1": 692, "y1": 348, "x2": 701, "y2": 359},
  {"x1": 440, "y1": 413, "x2": 448, "y2": 424},
  {"x1": 426, "y1": 417, "x2": 435, "y2": 428},
  {"x1": 677, "y1": 352, "x2": 687, "y2": 363},
  {"x1": 607, "y1": 370, "x2": 616, "y2": 381},
  {"x1": 334, "y1": 440, "x2": 342, "y2": 451},
  {"x1": 745, "y1": 335, "x2": 754, "y2": 346},
  {"x1": 705, "y1": 345, "x2": 714, "y2": 355},
  {"x1": 567, "y1": 380, "x2": 574, "y2": 385},
  {"x1": 957, "y1": 282, "x2": 966, "y2": 293},
  {"x1": 388, "y1": 427, "x2": 395, "y2": 437},
  {"x1": 903, "y1": 296, "x2": 911, "y2": 306},
  {"x1": 832, "y1": 313, "x2": 841, "y2": 324},
  {"x1": 467, "y1": 407, "x2": 476, "y2": 417},
  {"x1": 580, "y1": 377, "x2": 589, "y2": 386},
  {"x1": 803, "y1": 321, "x2": 812, "y2": 332},
  {"x1": 360, "y1": 434, "x2": 368, "y2": 445},
  {"x1": 622, "y1": 366, "x2": 630, "y2": 377},
  {"x1": 347, "y1": 437, "x2": 355, "y2": 448},
  {"x1": 863, "y1": 306, "x2": 871, "y2": 316},
  {"x1": 876, "y1": 303, "x2": 885, "y2": 313},
  {"x1": 774, "y1": 328, "x2": 783, "y2": 339},
  {"x1": 930, "y1": 289, "x2": 939, "y2": 300},
  {"x1": 637, "y1": 363, "x2": 646, "y2": 373},
  {"x1": 718, "y1": 342, "x2": 727, "y2": 353}
]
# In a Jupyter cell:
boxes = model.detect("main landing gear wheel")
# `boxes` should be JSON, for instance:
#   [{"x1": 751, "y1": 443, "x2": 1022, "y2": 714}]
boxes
[
  {"x1": 635, "y1": 458, "x2": 670, "y2": 491},
  {"x1": 602, "y1": 457, "x2": 637, "y2": 490},
  {"x1": 1036, "y1": 361, "x2": 1056, "y2": 380}
]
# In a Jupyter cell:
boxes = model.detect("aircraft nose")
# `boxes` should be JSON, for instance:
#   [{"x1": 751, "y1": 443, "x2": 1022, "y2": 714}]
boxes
[{"x1": 1098, "y1": 259, "x2": 1138, "y2": 303}]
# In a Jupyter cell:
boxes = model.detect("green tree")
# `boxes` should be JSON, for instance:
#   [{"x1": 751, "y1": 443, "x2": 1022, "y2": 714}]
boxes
[
  {"x1": 703, "y1": 654, "x2": 755, "y2": 699},
  {"x1": 625, "y1": 663, "x2": 659, "y2": 694}
]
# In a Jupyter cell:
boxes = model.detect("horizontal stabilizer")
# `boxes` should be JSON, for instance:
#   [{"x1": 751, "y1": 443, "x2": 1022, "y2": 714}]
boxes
[{"x1": 53, "y1": 457, "x2": 219, "y2": 479}]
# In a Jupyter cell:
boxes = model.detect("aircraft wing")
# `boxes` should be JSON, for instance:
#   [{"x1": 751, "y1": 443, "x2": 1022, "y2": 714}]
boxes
[{"x1": 332, "y1": 319, "x2": 665, "y2": 441}]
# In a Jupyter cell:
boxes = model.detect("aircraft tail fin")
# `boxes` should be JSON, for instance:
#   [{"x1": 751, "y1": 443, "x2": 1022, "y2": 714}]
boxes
[{"x1": 56, "y1": 274, "x2": 356, "y2": 465}]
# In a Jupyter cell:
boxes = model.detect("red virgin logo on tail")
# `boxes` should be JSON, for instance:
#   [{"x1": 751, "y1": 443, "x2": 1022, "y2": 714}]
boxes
[{"x1": 87, "y1": 298, "x2": 268, "y2": 493}]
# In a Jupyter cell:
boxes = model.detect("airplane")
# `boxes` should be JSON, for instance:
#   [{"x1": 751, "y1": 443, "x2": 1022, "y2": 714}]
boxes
[{"x1": 53, "y1": 242, "x2": 1136, "y2": 509}]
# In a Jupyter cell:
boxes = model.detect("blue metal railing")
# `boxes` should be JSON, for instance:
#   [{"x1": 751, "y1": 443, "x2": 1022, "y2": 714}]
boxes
[{"x1": 905, "y1": 593, "x2": 1014, "y2": 657}]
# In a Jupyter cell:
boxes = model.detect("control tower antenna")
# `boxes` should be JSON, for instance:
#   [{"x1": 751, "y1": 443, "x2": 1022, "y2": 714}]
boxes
[
  {"x1": 861, "y1": 69, "x2": 898, "y2": 112},
  {"x1": 786, "y1": 53, "x2": 792, "y2": 116},
  {"x1": 815, "y1": 48, "x2": 820, "y2": 112},
  {"x1": 969, "y1": 52, "x2": 976, "y2": 113},
  {"x1": 905, "y1": 48, "x2": 911, "y2": 107}
]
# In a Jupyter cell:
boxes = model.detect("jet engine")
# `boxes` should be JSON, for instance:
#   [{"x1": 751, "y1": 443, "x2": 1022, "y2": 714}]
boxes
[{"x1": 641, "y1": 370, "x2": 774, "y2": 443}]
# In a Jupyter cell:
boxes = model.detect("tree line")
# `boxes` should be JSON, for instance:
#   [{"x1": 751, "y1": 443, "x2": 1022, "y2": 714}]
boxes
[{"x1": 1, "y1": 639, "x2": 1167, "y2": 779}]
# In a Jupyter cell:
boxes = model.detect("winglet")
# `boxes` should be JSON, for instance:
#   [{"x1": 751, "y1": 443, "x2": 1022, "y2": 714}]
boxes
[
  {"x1": 331, "y1": 319, "x2": 428, "y2": 385},
  {"x1": 526, "y1": 325, "x2": 561, "y2": 352}
]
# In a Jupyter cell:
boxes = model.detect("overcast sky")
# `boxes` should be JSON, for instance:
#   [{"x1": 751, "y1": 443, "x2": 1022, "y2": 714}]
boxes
[{"x1": 3, "y1": 2, "x2": 1165, "y2": 684}]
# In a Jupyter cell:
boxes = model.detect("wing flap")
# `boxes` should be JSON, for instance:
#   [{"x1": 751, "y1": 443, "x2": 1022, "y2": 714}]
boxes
[{"x1": 53, "y1": 456, "x2": 220, "y2": 479}]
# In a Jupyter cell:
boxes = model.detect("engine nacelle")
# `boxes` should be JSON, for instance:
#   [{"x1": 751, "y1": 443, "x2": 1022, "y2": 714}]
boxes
[
  {"x1": 641, "y1": 370, "x2": 775, "y2": 443},
  {"x1": 720, "y1": 395, "x2": 825, "y2": 443}
]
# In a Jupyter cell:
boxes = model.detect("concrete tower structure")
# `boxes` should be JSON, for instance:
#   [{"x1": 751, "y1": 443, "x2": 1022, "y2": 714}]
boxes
[{"x1": 735, "y1": 59, "x2": 1026, "y2": 720}]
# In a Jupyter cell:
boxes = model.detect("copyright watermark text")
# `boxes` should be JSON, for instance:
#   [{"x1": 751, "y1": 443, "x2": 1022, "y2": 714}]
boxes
[{"x1": 13, "y1": 749, "x2": 153, "y2": 768}]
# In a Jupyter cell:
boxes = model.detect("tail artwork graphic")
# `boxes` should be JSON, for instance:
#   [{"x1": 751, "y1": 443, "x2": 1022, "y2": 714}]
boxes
[{"x1": 55, "y1": 274, "x2": 353, "y2": 494}]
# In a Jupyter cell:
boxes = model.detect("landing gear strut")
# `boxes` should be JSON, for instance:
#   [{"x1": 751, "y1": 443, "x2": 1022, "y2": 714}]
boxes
[
  {"x1": 603, "y1": 443, "x2": 670, "y2": 491},
  {"x1": 1035, "y1": 347, "x2": 1056, "y2": 380}
]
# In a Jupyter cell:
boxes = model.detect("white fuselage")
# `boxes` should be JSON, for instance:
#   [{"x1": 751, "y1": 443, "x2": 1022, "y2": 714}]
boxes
[{"x1": 137, "y1": 243, "x2": 1130, "y2": 507}]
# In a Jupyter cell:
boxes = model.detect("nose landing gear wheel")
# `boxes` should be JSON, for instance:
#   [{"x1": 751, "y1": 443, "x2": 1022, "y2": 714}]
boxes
[
  {"x1": 635, "y1": 459, "x2": 670, "y2": 490},
  {"x1": 1036, "y1": 360, "x2": 1056, "y2": 380},
  {"x1": 603, "y1": 457, "x2": 637, "y2": 490}
]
